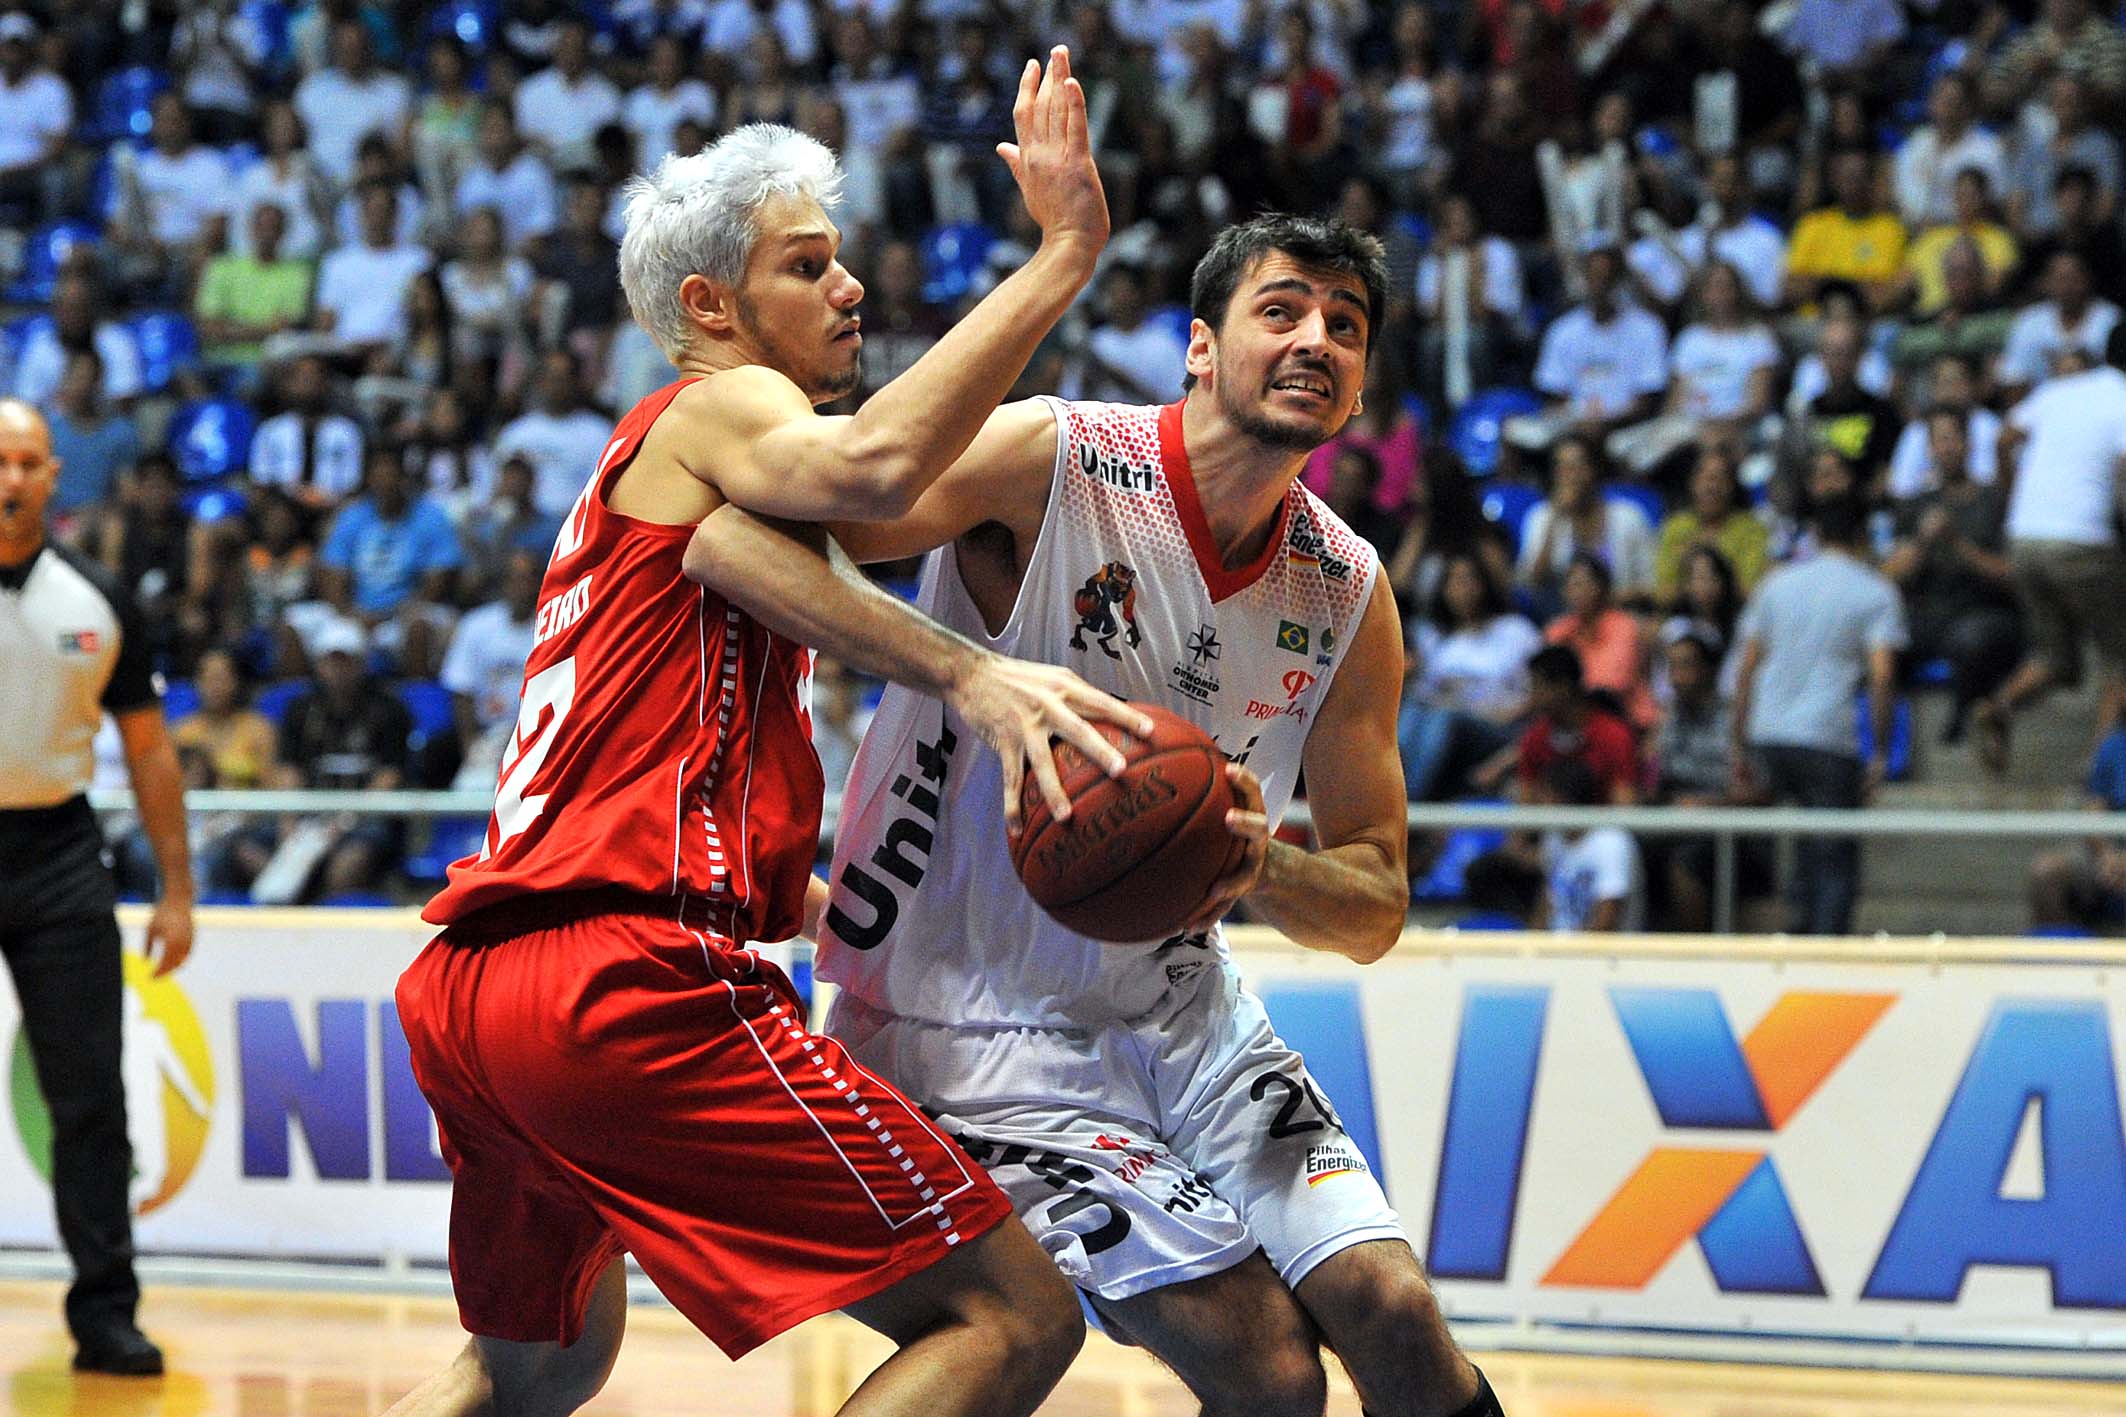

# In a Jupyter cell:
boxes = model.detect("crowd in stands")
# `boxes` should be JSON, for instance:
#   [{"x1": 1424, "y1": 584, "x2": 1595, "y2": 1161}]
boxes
[{"x1": 6, "y1": 0, "x2": 2123, "y2": 932}]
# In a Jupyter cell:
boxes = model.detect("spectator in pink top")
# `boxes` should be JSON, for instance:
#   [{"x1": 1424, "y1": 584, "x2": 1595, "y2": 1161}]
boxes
[
  {"x1": 1547, "y1": 553, "x2": 1656, "y2": 730},
  {"x1": 1301, "y1": 363, "x2": 1422, "y2": 528}
]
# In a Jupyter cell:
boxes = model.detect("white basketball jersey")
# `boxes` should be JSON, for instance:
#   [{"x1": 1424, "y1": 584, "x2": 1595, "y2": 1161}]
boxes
[{"x1": 817, "y1": 398, "x2": 1380, "y2": 1028}]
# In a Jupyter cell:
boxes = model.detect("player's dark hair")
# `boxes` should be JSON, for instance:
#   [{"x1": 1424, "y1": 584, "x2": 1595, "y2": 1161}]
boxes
[
  {"x1": 1527, "y1": 643, "x2": 1584, "y2": 690},
  {"x1": 1182, "y1": 213, "x2": 1388, "y2": 390}
]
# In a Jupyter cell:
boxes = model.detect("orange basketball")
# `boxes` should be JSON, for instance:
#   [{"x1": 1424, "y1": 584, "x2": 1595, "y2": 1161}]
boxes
[{"x1": 1009, "y1": 703, "x2": 1242, "y2": 942}]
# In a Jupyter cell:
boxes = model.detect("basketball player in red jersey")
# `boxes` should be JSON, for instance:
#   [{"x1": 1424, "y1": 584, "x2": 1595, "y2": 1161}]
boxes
[
  {"x1": 685, "y1": 215, "x2": 1501, "y2": 1417},
  {"x1": 388, "y1": 51, "x2": 1148, "y2": 1417}
]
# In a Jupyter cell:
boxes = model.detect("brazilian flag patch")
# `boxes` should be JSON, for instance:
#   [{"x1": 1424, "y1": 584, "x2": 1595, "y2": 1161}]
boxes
[{"x1": 1276, "y1": 621, "x2": 1309, "y2": 655}]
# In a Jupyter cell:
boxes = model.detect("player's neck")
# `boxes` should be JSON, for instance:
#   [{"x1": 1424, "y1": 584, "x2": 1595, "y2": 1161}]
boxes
[{"x1": 1179, "y1": 394, "x2": 1306, "y2": 570}]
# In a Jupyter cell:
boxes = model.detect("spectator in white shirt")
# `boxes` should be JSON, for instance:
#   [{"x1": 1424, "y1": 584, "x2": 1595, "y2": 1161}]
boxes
[
  {"x1": 493, "y1": 349, "x2": 613, "y2": 516},
  {"x1": 453, "y1": 101, "x2": 559, "y2": 253},
  {"x1": 0, "y1": 12, "x2": 69, "y2": 219},
  {"x1": 313, "y1": 183, "x2": 435, "y2": 355},
  {"x1": 2010, "y1": 73, "x2": 2121, "y2": 239},
  {"x1": 1417, "y1": 192, "x2": 1524, "y2": 409},
  {"x1": 293, "y1": 20, "x2": 412, "y2": 186},
  {"x1": 229, "y1": 99, "x2": 331, "y2": 259},
  {"x1": 331, "y1": 133, "x2": 426, "y2": 250},
  {"x1": 1887, "y1": 353, "x2": 2001, "y2": 499},
  {"x1": 1611, "y1": 260, "x2": 1781, "y2": 475},
  {"x1": 108, "y1": 93, "x2": 231, "y2": 264},
  {"x1": 1535, "y1": 758, "x2": 1645, "y2": 932},
  {"x1": 1893, "y1": 71, "x2": 2010, "y2": 229},
  {"x1": 1516, "y1": 433, "x2": 1660, "y2": 611},
  {"x1": 1977, "y1": 345, "x2": 2126, "y2": 771},
  {"x1": 704, "y1": 0, "x2": 819, "y2": 68},
  {"x1": 248, "y1": 353, "x2": 366, "y2": 511},
  {"x1": 624, "y1": 34, "x2": 716, "y2": 171},
  {"x1": 1400, "y1": 550, "x2": 1542, "y2": 799},
  {"x1": 11, "y1": 273, "x2": 143, "y2": 408},
  {"x1": 1997, "y1": 249, "x2": 2122, "y2": 397},
  {"x1": 513, "y1": 18, "x2": 622, "y2": 164},
  {"x1": 1677, "y1": 154, "x2": 1787, "y2": 310},
  {"x1": 1072, "y1": 263, "x2": 1188, "y2": 405},
  {"x1": 440, "y1": 548, "x2": 540, "y2": 790},
  {"x1": 1508, "y1": 240, "x2": 1670, "y2": 454}
]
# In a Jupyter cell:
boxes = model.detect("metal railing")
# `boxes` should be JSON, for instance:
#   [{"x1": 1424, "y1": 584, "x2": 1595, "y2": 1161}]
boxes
[{"x1": 89, "y1": 789, "x2": 2125, "y2": 933}]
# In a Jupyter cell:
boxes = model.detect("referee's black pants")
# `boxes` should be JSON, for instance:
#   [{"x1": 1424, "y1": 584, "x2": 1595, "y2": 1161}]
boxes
[{"x1": 0, "y1": 798, "x2": 140, "y2": 1340}]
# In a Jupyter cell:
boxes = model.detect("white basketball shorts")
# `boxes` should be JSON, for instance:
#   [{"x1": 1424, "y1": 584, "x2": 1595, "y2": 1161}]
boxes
[{"x1": 826, "y1": 964, "x2": 1406, "y2": 1301}]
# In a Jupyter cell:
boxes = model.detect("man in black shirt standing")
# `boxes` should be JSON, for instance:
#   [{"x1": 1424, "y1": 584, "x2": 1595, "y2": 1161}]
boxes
[{"x1": 0, "y1": 398, "x2": 192, "y2": 1376}]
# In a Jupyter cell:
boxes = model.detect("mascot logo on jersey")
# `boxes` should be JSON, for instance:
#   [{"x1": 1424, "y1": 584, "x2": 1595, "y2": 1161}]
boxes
[{"x1": 1070, "y1": 563, "x2": 1143, "y2": 660}]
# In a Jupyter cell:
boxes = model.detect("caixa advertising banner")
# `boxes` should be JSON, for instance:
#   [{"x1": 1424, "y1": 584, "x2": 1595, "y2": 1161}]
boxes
[{"x1": 0, "y1": 913, "x2": 2120, "y2": 1357}]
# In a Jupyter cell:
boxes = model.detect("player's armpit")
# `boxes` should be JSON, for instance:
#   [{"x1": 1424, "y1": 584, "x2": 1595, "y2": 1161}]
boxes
[
  {"x1": 828, "y1": 399, "x2": 1060, "y2": 564},
  {"x1": 660, "y1": 366, "x2": 920, "y2": 522}
]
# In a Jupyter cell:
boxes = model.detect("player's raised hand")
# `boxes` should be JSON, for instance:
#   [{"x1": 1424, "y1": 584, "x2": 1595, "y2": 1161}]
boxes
[
  {"x1": 995, "y1": 46, "x2": 1109, "y2": 263},
  {"x1": 949, "y1": 653, "x2": 1153, "y2": 833}
]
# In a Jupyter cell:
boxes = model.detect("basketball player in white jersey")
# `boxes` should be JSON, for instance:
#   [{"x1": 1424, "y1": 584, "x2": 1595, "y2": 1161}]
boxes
[{"x1": 688, "y1": 215, "x2": 1499, "y2": 1417}]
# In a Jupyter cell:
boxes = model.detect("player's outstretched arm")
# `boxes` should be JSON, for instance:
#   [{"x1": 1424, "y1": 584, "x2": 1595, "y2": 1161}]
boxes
[
  {"x1": 828, "y1": 397, "x2": 1060, "y2": 565},
  {"x1": 1212, "y1": 577, "x2": 1410, "y2": 962},
  {"x1": 688, "y1": 49, "x2": 1106, "y2": 524},
  {"x1": 683, "y1": 503, "x2": 1151, "y2": 831}
]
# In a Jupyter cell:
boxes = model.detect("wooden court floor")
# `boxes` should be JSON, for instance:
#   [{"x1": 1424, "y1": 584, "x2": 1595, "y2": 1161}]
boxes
[{"x1": 2, "y1": 1279, "x2": 2119, "y2": 1416}]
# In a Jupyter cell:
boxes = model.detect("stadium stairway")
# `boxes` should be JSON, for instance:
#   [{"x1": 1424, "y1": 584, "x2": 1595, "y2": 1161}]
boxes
[{"x1": 1854, "y1": 678, "x2": 2100, "y2": 937}]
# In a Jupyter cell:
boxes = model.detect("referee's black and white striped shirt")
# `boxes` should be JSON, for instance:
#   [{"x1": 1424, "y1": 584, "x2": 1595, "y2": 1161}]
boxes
[{"x1": 0, "y1": 542, "x2": 162, "y2": 811}]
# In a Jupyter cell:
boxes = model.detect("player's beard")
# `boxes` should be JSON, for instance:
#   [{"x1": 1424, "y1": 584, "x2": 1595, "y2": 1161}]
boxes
[
  {"x1": 1215, "y1": 366, "x2": 1338, "y2": 452},
  {"x1": 737, "y1": 291, "x2": 861, "y2": 401},
  {"x1": 820, "y1": 350, "x2": 860, "y2": 399}
]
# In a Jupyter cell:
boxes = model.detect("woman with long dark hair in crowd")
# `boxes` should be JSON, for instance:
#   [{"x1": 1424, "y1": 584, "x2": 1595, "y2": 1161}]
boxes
[{"x1": 1400, "y1": 551, "x2": 1543, "y2": 800}]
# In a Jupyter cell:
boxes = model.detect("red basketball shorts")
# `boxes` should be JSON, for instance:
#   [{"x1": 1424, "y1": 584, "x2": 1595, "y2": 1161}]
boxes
[{"x1": 394, "y1": 897, "x2": 1013, "y2": 1357}]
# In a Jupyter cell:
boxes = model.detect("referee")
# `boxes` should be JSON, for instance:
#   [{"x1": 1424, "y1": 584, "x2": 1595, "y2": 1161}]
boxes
[{"x1": 1, "y1": 398, "x2": 192, "y2": 1376}]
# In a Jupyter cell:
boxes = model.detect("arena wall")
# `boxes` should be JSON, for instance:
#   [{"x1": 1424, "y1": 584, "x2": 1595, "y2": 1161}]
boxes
[{"x1": 1, "y1": 910, "x2": 2120, "y2": 1361}]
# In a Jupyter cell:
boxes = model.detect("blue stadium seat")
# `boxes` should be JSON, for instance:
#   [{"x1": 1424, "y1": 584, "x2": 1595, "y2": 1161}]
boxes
[
  {"x1": 1146, "y1": 302, "x2": 1193, "y2": 349},
  {"x1": 167, "y1": 397, "x2": 258, "y2": 482},
  {"x1": 397, "y1": 679, "x2": 457, "y2": 751},
  {"x1": 130, "y1": 311, "x2": 201, "y2": 393},
  {"x1": 1448, "y1": 386, "x2": 1542, "y2": 476},
  {"x1": 428, "y1": 0, "x2": 502, "y2": 51},
  {"x1": 1856, "y1": 694, "x2": 1915, "y2": 783},
  {"x1": 1412, "y1": 826, "x2": 1507, "y2": 903},
  {"x1": 92, "y1": 66, "x2": 169, "y2": 144},
  {"x1": 1479, "y1": 482, "x2": 1543, "y2": 556},
  {"x1": 181, "y1": 485, "x2": 249, "y2": 523},
  {"x1": 161, "y1": 679, "x2": 200, "y2": 721},
  {"x1": 1, "y1": 312, "x2": 54, "y2": 375},
  {"x1": 1910, "y1": 657, "x2": 1955, "y2": 689},
  {"x1": 1604, "y1": 481, "x2": 1666, "y2": 530},
  {"x1": 919, "y1": 222, "x2": 997, "y2": 305},
  {"x1": 253, "y1": 680, "x2": 306, "y2": 725},
  {"x1": 404, "y1": 814, "x2": 488, "y2": 883},
  {"x1": 6, "y1": 220, "x2": 99, "y2": 305},
  {"x1": 318, "y1": 890, "x2": 396, "y2": 908},
  {"x1": 1400, "y1": 390, "x2": 1430, "y2": 434},
  {"x1": 239, "y1": 0, "x2": 294, "y2": 78}
]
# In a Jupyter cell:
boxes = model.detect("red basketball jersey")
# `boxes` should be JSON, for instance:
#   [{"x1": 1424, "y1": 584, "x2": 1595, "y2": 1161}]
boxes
[{"x1": 423, "y1": 378, "x2": 822, "y2": 944}]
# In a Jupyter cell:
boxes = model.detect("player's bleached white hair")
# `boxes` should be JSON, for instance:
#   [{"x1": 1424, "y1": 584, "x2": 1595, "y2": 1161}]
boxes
[{"x1": 618, "y1": 123, "x2": 845, "y2": 361}]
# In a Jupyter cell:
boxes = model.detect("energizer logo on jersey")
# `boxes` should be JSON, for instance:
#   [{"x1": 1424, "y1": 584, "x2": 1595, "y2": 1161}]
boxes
[
  {"x1": 826, "y1": 722, "x2": 960, "y2": 950},
  {"x1": 1285, "y1": 519, "x2": 1352, "y2": 582},
  {"x1": 1075, "y1": 439, "x2": 1157, "y2": 492}
]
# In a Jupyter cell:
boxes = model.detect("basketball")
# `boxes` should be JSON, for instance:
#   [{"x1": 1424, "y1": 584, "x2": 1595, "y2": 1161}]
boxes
[{"x1": 1009, "y1": 702, "x2": 1241, "y2": 942}]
